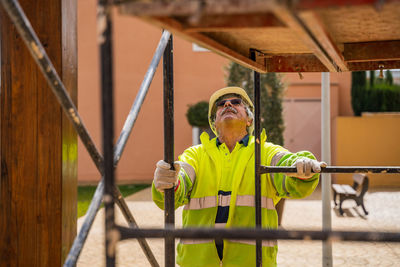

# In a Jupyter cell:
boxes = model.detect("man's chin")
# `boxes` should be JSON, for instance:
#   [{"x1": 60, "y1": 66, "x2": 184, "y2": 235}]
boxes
[{"x1": 221, "y1": 113, "x2": 237, "y2": 119}]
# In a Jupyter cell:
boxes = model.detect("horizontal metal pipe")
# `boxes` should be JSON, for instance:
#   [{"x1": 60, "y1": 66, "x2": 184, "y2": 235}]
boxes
[
  {"x1": 117, "y1": 227, "x2": 400, "y2": 243},
  {"x1": 261, "y1": 166, "x2": 400, "y2": 174},
  {"x1": 113, "y1": 30, "x2": 171, "y2": 164}
]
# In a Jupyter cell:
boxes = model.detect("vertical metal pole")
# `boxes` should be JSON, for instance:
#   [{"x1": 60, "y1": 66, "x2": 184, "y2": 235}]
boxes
[
  {"x1": 251, "y1": 50, "x2": 262, "y2": 267},
  {"x1": 321, "y1": 72, "x2": 332, "y2": 267},
  {"x1": 98, "y1": 1, "x2": 115, "y2": 266},
  {"x1": 163, "y1": 33, "x2": 175, "y2": 267}
]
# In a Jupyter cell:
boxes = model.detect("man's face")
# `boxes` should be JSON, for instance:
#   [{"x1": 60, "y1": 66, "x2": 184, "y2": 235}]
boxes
[{"x1": 214, "y1": 96, "x2": 252, "y2": 133}]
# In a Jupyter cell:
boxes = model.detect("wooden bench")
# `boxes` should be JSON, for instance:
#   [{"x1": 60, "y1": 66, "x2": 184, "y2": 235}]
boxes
[{"x1": 332, "y1": 174, "x2": 369, "y2": 215}]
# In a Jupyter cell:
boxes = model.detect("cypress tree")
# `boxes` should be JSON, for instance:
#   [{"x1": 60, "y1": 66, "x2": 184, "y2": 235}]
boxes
[
  {"x1": 369, "y1": 70, "x2": 375, "y2": 87},
  {"x1": 386, "y1": 70, "x2": 393, "y2": 85},
  {"x1": 351, "y1": 71, "x2": 367, "y2": 116},
  {"x1": 225, "y1": 62, "x2": 285, "y2": 145}
]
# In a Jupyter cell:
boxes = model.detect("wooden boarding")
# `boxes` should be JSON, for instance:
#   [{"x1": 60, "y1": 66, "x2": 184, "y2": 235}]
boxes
[
  {"x1": 118, "y1": 0, "x2": 400, "y2": 73},
  {"x1": 0, "y1": 0, "x2": 77, "y2": 265}
]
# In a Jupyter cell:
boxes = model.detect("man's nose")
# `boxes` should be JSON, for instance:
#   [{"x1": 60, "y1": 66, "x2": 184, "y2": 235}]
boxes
[{"x1": 224, "y1": 100, "x2": 233, "y2": 107}]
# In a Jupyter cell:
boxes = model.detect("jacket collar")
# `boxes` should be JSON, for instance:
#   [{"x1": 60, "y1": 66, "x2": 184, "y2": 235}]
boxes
[
  {"x1": 201, "y1": 129, "x2": 267, "y2": 149},
  {"x1": 216, "y1": 134, "x2": 250, "y2": 147}
]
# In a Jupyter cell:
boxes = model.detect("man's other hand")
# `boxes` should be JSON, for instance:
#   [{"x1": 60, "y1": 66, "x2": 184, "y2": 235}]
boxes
[
  {"x1": 153, "y1": 160, "x2": 181, "y2": 192},
  {"x1": 291, "y1": 158, "x2": 327, "y2": 179}
]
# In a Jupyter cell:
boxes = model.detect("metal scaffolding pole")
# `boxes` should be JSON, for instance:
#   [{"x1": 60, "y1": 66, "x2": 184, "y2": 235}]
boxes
[
  {"x1": 65, "y1": 31, "x2": 169, "y2": 267},
  {"x1": 97, "y1": 0, "x2": 116, "y2": 266},
  {"x1": 251, "y1": 50, "x2": 262, "y2": 267},
  {"x1": 163, "y1": 33, "x2": 175, "y2": 267},
  {"x1": 322, "y1": 72, "x2": 332, "y2": 267}
]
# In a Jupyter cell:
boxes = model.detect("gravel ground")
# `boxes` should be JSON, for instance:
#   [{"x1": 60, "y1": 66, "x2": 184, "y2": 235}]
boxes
[{"x1": 76, "y1": 187, "x2": 400, "y2": 266}]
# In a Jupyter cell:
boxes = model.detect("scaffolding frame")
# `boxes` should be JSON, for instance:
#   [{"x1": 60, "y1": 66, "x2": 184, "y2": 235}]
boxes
[{"x1": 1, "y1": 0, "x2": 399, "y2": 266}]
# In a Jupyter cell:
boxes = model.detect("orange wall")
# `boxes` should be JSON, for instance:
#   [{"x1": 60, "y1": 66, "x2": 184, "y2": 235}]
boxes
[
  {"x1": 77, "y1": 1, "x2": 352, "y2": 184},
  {"x1": 336, "y1": 114, "x2": 400, "y2": 187},
  {"x1": 78, "y1": 2, "x2": 228, "y2": 183}
]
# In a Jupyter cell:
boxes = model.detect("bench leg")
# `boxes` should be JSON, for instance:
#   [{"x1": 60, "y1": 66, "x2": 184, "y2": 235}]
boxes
[
  {"x1": 361, "y1": 203, "x2": 368, "y2": 215},
  {"x1": 333, "y1": 191, "x2": 337, "y2": 206},
  {"x1": 339, "y1": 197, "x2": 344, "y2": 215}
]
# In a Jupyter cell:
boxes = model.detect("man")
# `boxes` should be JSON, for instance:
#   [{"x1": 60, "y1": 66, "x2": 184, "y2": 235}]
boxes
[{"x1": 152, "y1": 87, "x2": 326, "y2": 266}]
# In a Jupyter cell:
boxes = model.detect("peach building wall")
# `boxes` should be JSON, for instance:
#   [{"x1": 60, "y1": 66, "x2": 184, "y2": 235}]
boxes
[{"x1": 77, "y1": 1, "x2": 352, "y2": 184}]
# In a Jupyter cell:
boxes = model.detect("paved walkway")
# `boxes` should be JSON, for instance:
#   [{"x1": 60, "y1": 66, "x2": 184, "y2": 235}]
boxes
[{"x1": 77, "y1": 187, "x2": 400, "y2": 266}]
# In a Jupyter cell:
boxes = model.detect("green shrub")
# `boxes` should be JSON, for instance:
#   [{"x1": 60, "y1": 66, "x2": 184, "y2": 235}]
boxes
[
  {"x1": 351, "y1": 71, "x2": 400, "y2": 116},
  {"x1": 186, "y1": 101, "x2": 209, "y2": 128}
]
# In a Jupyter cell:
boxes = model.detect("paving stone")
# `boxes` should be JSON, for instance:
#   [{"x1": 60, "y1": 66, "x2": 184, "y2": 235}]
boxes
[{"x1": 76, "y1": 188, "x2": 400, "y2": 266}]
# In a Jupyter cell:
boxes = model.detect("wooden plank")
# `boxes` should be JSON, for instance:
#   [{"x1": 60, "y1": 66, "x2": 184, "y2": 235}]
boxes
[
  {"x1": 61, "y1": 0, "x2": 78, "y2": 264},
  {"x1": 353, "y1": 173, "x2": 366, "y2": 185},
  {"x1": 0, "y1": 0, "x2": 77, "y2": 266},
  {"x1": 119, "y1": 0, "x2": 276, "y2": 16},
  {"x1": 265, "y1": 54, "x2": 329, "y2": 72},
  {"x1": 332, "y1": 184, "x2": 345, "y2": 194},
  {"x1": 294, "y1": 0, "x2": 383, "y2": 9},
  {"x1": 347, "y1": 60, "x2": 400, "y2": 71},
  {"x1": 272, "y1": 6, "x2": 338, "y2": 72},
  {"x1": 299, "y1": 11, "x2": 348, "y2": 71},
  {"x1": 145, "y1": 16, "x2": 267, "y2": 72},
  {"x1": 178, "y1": 12, "x2": 283, "y2": 32},
  {"x1": 344, "y1": 41, "x2": 400, "y2": 62},
  {"x1": 342, "y1": 185, "x2": 356, "y2": 195}
]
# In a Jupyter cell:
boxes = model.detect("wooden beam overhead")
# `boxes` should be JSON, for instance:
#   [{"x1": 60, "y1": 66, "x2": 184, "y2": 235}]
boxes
[
  {"x1": 293, "y1": 0, "x2": 384, "y2": 9},
  {"x1": 344, "y1": 40, "x2": 400, "y2": 62},
  {"x1": 119, "y1": 0, "x2": 400, "y2": 72},
  {"x1": 118, "y1": 0, "x2": 276, "y2": 17},
  {"x1": 298, "y1": 11, "x2": 348, "y2": 71},
  {"x1": 144, "y1": 16, "x2": 267, "y2": 72},
  {"x1": 265, "y1": 54, "x2": 329, "y2": 72},
  {"x1": 176, "y1": 13, "x2": 284, "y2": 32},
  {"x1": 272, "y1": 6, "x2": 339, "y2": 72},
  {"x1": 347, "y1": 60, "x2": 400, "y2": 71}
]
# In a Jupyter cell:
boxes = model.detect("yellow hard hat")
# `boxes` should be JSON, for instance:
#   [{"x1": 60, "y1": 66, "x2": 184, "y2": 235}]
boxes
[{"x1": 208, "y1": 87, "x2": 254, "y2": 135}]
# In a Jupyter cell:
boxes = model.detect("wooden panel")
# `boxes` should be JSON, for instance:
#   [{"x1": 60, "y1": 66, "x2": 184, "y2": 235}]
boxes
[
  {"x1": 145, "y1": 16, "x2": 266, "y2": 72},
  {"x1": 61, "y1": 0, "x2": 78, "y2": 264},
  {"x1": 265, "y1": 54, "x2": 329, "y2": 72},
  {"x1": 316, "y1": 2, "x2": 400, "y2": 43},
  {"x1": 272, "y1": 6, "x2": 338, "y2": 72},
  {"x1": 0, "y1": 0, "x2": 77, "y2": 266},
  {"x1": 205, "y1": 28, "x2": 311, "y2": 55},
  {"x1": 299, "y1": 11, "x2": 348, "y2": 71},
  {"x1": 119, "y1": 0, "x2": 276, "y2": 16},
  {"x1": 347, "y1": 60, "x2": 400, "y2": 71},
  {"x1": 119, "y1": 0, "x2": 400, "y2": 72},
  {"x1": 176, "y1": 12, "x2": 284, "y2": 32},
  {"x1": 344, "y1": 41, "x2": 400, "y2": 62}
]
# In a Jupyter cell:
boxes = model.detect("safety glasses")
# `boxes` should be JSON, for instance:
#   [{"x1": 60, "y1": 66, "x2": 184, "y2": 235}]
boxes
[{"x1": 216, "y1": 98, "x2": 242, "y2": 107}]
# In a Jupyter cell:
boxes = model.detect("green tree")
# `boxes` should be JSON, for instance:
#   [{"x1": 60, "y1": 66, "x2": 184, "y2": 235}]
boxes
[
  {"x1": 351, "y1": 71, "x2": 367, "y2": 116},
  {"x1": 386, "y1": 70, "x2": 393, "y2": 85},
  {"x1": 186, "y1": 101, "x2": 209, "y2": 128},
  {"x1": 369, "y1": 70, "x2": 375, "y2": 87},
  {"x1": 225, "y1": 62, "x2": 285, "y2": 145},
  {"x1": 351, "y1": 70, "x2": 400, "y2": 115}
]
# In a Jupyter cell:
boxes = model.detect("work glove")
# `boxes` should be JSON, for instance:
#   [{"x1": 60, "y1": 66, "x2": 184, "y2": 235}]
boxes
[
  {"x1": 153, "y1": 160, "x2": 181, "y2": 192},
  {"x1": 290, "y1": 158, "x2": 327, "y2": 180}
]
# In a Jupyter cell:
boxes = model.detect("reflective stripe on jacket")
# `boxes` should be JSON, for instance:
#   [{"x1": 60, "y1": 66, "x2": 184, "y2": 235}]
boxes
[{"x1": 152, "y1": 129, "x2": 320, "y2": 267}]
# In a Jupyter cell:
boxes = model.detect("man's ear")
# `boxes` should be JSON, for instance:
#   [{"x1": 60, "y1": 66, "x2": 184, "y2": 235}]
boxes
[{"x1": 247, "y1": 118, "x2": 253, "y2": 127}]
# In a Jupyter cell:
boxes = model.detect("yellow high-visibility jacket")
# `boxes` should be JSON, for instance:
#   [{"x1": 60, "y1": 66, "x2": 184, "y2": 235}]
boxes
[{"x1": 152, "y1": 130, "x2": 320, "y2": 267}]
